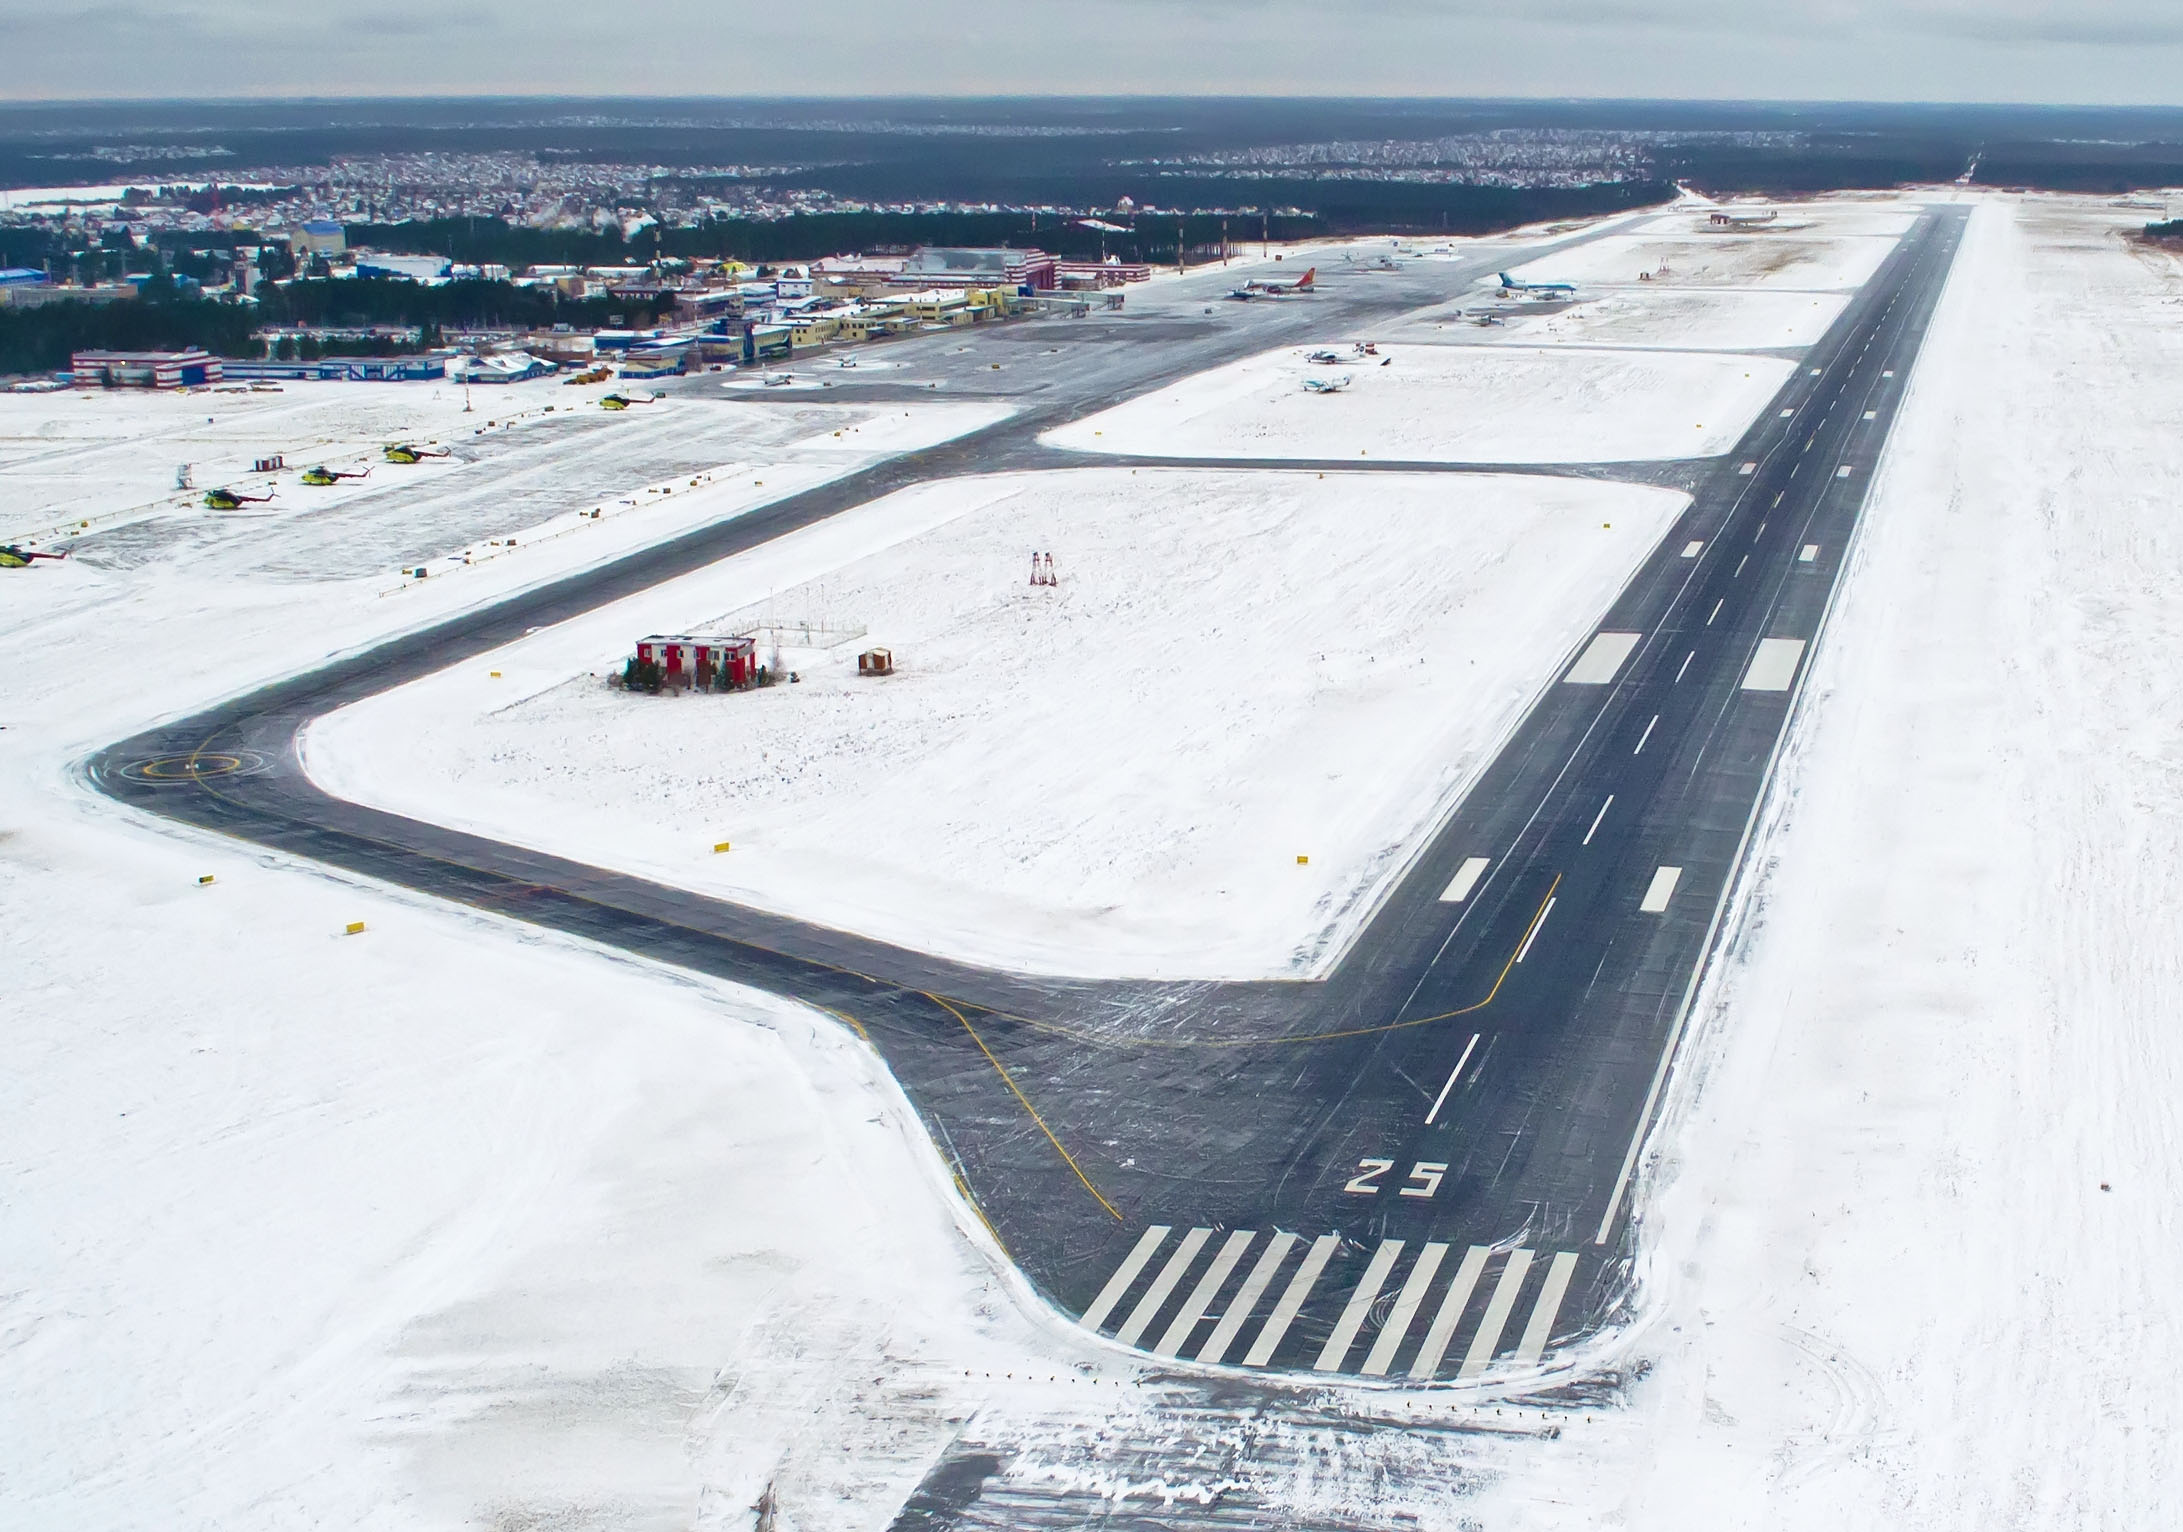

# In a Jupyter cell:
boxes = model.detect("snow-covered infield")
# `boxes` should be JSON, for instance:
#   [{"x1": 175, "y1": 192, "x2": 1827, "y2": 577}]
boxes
[
  {"x1": 1042, "y1": 343, "x2": 1795, "y2": 464},
  {"x1": 1506, "y1": 230, "x2": 1901, "y2": 292},
  {"x1": 307, "y1": 467, "x2": 1687, "y2": 979}
]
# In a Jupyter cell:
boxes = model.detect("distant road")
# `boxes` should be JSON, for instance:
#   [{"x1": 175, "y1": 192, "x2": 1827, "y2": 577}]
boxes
[{"x1": 91, "y1": 206, "x2": 1966, "y2": 1382}]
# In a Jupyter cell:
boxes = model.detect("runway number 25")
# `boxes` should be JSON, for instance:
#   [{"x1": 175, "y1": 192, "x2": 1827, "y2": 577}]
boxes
[{"x1": 1344, "y1": 1158, "x2": 1449, "y2": 1199}]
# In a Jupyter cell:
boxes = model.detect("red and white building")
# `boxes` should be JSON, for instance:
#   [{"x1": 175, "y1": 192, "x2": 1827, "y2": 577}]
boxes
[{"x1": 635, "y1": 634, "x2": 759, "y2": 688}]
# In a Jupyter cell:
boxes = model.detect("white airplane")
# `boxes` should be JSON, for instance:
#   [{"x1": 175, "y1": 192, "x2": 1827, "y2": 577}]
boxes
[
  {"x1": 1226, "y1": 266, "x2": 1317, "y2": 301},
  {"x1": 1303, "y1": 373, "x2": 1352, "y2": 394},
  {"x1": 1496, "y1": 269, "x2": 1576, "y2": 297}
]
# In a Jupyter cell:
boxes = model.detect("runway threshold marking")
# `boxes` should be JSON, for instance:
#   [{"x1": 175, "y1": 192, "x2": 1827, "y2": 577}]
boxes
[
  {"x1": 1439, "y1": 856, "x2": 1491, "y2": 903},
  {"x1": 1153, "y1": 1228, "x2": 1255, "y2": 1357},
  {"x1": 1316, "y1": 1238, "x2": 1405, "y2": 1371},
  {"x1": 1424, "y1": 1032, "x2": 1482, "y2": 1124},
  {"x1": 1363, "y1": 1242, "x2": 1449, "y2": 1375},
  {"x1": 1116, "y1": 1226, "x2": 1211, "y2": 1345},
  {"x1": 1198, "y1": 1231, "x2": 1296, "y2": 1365},
  {"x1": 1639, "y1": 865, "x2": 1682, "y2": 913},
  {"x1": 1512, "y1": 1251, "x2": 1581, "y2": 1365},
  {"x1": 1459, "y1": 1249, "x2": 1536, "y2": 1378},
  {"x1": 1080, "y1": 1226, "x2": 1168, "y2": 1330},
  {"x1": 1245, "y1": 1233, "x2": 1340, "y2": 1365},
  {"x1": 1409, "y1": 1244, "x2": 1492, "y2": 1379}
]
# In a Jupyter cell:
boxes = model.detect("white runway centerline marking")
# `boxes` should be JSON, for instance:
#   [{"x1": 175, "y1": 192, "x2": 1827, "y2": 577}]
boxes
[
  {"x1": 1512, "y1": 1251, "x2": 1581, "y2": 1365},
  {"x1": 1198, "y1": 1232, "x2": 1295, "y2": 1365},
  {"x1": 1081, "y1": 1226, "x2": 1168, "y2": 1331},
  {"x1": 1633, "y1": 714, "x2": 1658, "y2": 755},
  {"x1": 1425, "y1": 1032, "x2": 1481, "y2": 1125},
  {"x1": 1582, "y1": 795, "x2": 1614, "y2": 846},
  {"x1": 1639, "y1": 865, "x2": 1682, "y2": 913},
  {"x1": 1706, "y1": 599, "x2": 1723, "y2": 625},
  {"x1": 1515, "y1": 897, "x2": 1555, "y2": 963},
  {"x1": 1800, "y1": 543, "x2": 1819, "y2": 562},
  {"x1": 1316, "y1": 1240, "x2": 1404, "y2": 1372},
  {"x1": 1563, "y1": 630, "x2": 1642, "y2": 685},
  {"x1": 1741, "y1": 636, "x2": 1808, "y2": 691},
  {"x1": 1675, "y1": 650, "x2": 1694, "y2": 683},
  {"x1": 1244, "y1": 1233, "x2": 1339, "y2": 1366},
  {"x1": 1116, "y1": 1226, "x2": 1210, "y2": 1346},
  {"x1": 1734, "y1": 555, "x2": 1748, "y2": 577},
  {"x1": 1363, "y1": 1242, "x2": 1449, "y2": 1376},
  {"x1": 1409, "y1": 1244, "x2": 1491, "y2": 1379},
  {"x1": 1459, "y1": 1249, "x2": 1536, "y2": 1378},
  {"x1": 1440, "y1": 856, "x2": 1491, "y2": 903}
]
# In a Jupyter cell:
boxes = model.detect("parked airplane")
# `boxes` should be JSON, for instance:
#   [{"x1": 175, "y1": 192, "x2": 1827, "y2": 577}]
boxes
[
  {"x1": 1302, "y1": 373, "x2": 1352, "y2": 394},
  {"x1": 1496, "y1": 270, "x2": 1577, "y2": 296},
  {"x1": 1226, "y1": 266, "x2": 1317, "y2": 300},
  {"x1": 1306, "y1": 349, "x2": 1345, "y2": 365}
]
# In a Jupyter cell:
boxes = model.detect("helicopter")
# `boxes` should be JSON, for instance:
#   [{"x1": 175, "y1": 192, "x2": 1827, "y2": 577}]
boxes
[
  {"x1": 203, "y1": 486, "x2": 277, "y2": 509},
  {"x1": 0, "y1": 544, "x2": 67, "y2": 569},
  {"x1": 599, "y1": 392, "x2": 658, "y2": 411},
  {"x1": 300, "y1": 465, "x2": 371, "y2": 486},
  {"x1": 383, "y1": 443, "x2": 452, "y2": 464}
]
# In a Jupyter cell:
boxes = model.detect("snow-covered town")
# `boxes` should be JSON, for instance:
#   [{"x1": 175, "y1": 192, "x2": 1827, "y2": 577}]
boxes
[{"x1": 8, "y1": 80, "x2": 2183, "y2": 1532}]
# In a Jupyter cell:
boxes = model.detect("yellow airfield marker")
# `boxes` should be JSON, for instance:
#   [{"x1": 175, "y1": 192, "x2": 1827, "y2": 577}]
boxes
[
  {"x1": 714, "y1": 841, "x2": 732, "y2": 853},
  {"x1": 489, "y1": 670, "x2": 501, "y2": 678},
  {"x1": 198, "y1": 874, "x2": 216, "y2": 885},
  {"x1": 1297, "y1": 854, "x2": 1310, "y2": 865},
  {"x1": 344, "y1": 921, "x2": 367, "y2": 936}
]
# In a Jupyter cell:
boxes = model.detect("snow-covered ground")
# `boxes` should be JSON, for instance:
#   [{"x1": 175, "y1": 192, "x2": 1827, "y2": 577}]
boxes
[
  {"x1": 1508, "y1": 230, "x2": 1899, "y2": 292},
  {"x1": 307, "y1": 468, "x2": 1687, "y2": 980},
  {"x1": 0, "y1": 377, "x2": 1010, "y2": 578},
  {"x1": 0, "y1": 386, "x2": 1098, "y2": 1531},
  {"x1": 1043, "y1": 343, "x2": 1795, "y2": 463}
]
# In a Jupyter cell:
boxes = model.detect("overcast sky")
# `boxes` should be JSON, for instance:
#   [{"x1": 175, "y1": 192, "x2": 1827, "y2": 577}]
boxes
[{"x1": 6, "y1": 0, "x2": 2183, "y2": 103}]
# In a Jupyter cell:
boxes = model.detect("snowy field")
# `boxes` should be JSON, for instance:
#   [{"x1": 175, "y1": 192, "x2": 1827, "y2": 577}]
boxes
[
  {"x1": 0, "y1": 378, "x2": 1009, "y2": 579},
  {"x1": 307, "y1": 467, "x2": 1687, "y2": 980},
  {"x1": 1042, "y1": 343, "x2": 1795, "y2": 463},
  {"x1": 1507, "y1": 230, "x2": 1899, "y2": 291}
]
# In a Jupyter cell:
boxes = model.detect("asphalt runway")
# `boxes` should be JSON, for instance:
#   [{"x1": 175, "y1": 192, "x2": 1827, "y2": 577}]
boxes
[{"x1": 89, "y1": 205, "x2": 1966, "y2": 1384}]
